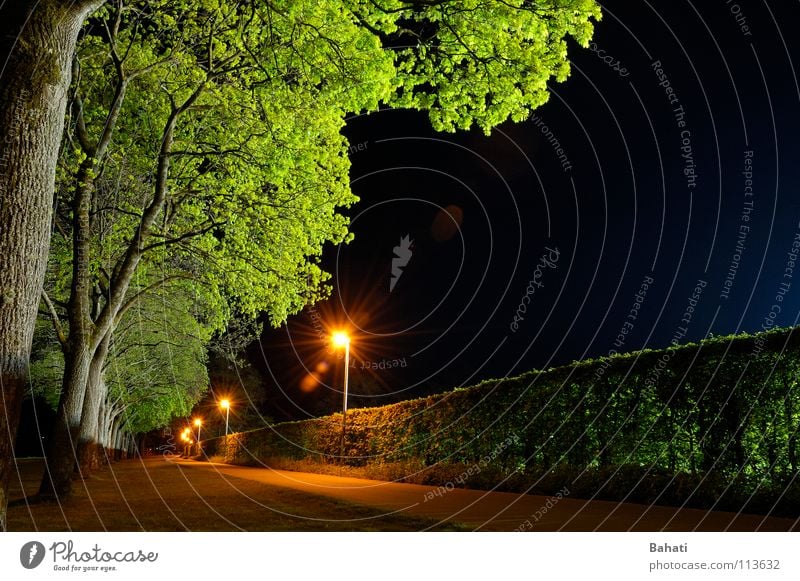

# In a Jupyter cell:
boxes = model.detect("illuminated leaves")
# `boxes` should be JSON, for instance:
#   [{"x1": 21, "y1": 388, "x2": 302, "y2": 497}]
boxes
[{"x1": 386, "y1": 0, "x2": 602, "y2": 133}]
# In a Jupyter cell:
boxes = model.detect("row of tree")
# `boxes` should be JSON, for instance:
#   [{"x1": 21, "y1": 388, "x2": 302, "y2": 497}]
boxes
[
  {"x1": 0, "y1": 0, "x2": 601, "y2": 530},
  {"x1": 30, "y1": 283, "x2": 211, "y2": 470}
]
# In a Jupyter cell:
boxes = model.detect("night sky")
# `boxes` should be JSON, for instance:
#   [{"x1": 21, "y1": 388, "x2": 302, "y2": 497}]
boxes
[{"x1": 221, "y1": 1, "x2": 800, "y2": 423}]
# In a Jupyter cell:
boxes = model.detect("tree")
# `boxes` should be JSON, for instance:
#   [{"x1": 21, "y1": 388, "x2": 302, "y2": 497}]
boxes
[
  {"x1": 31, "y1": 277, "x2": 210, "y2": 469},
  {"x1": 39, "y1": 0, "x2": 381, "y2": 497},
  {"x1": 3, "y1": 0, "x2": 601, "y2": 526},
  {"x1": 99, "y1": 286, "x2": 209, "y2": 460},
  {"x1": 0, "y1": 0, "x2": 106, "y2": 533}
]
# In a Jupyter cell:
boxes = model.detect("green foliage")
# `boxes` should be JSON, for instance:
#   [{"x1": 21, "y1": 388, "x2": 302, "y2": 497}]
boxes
[
  {"x1": 37, "y1": 0, "x2": 602, "y2": 439},
  {"x1": 386, "y1": 0, "x2": 602, "y2": 132},
  {"x1": 31, "y1": 279, "x2": 209, "y2": 434},
  {"x1": 64, "y1": 0, "x2": 383, "y2": 327},
  {"x1": 62, "y1": 0, "x2": 601, "y2": 325},
  {"x1": 28, "y1": 321, "x2": 64, "y2": 410},
  {"x1": 106, "y1": 283, "x2": 210, "y2": 433}
]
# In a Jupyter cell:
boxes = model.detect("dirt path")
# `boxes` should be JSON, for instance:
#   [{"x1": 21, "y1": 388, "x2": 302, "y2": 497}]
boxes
[
  {"x1": 6, "y1": 457, "x2": 460, "y2": 531},
  {"x1": 176, "y1": 459, "x2": 799, "y2": 532},
  {"x1": 8, "y1": 456, "x2": 797, "y2": 531}
]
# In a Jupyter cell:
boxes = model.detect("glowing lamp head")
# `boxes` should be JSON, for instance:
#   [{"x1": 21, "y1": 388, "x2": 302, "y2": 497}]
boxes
[
  {"x1": 220, "y1": 399, "x2": 230, "y2": 410},
  {"x1": 331, "y1": 331, "x2": 350, "y2": 348},
  {"x1": 193, "y1": 419, "x2": 202, "y2": 427}
]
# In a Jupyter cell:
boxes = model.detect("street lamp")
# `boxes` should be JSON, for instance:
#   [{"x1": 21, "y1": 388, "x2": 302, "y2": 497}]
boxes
[
  {"x1": 220, "y1": 399, "x2": 230, "y2": 436},
  {"x1": 331, "y1": 331, "x2": 350, "y2": 462},
  {"x1": 193, "y1": 418, "x2": 202, "y2": 442},
  {"x1": 180, "y1": 431, "x2": 189, "y2": 456}
]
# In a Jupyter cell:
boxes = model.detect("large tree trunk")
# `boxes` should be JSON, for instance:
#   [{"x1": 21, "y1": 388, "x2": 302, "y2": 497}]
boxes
[
  {"x1": 77, "y1": 334, "x2": 110, "y2": 474},
  {"x1": 0, "y1": 0, "x2": 102, "y2": 532},
  {"x1": 39, "y1": 343, "x2": 94, "y2": 497},
  {"x1": 108, "y1": 416, "x2": 118, "y2": 459},
  {"x1": 111, "y1": 418, "x2": 124, "y2": 461},
  {"x1": 40, "y1": 142, "x2": 101, "y2": 497}
]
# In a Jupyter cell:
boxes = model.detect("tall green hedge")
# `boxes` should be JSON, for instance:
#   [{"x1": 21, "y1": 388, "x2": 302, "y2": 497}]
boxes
[{"x1": 201, "y1": 327, "x2": 800, "y2": 514}]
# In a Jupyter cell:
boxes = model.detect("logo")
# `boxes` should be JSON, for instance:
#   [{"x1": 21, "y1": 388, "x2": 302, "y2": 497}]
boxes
[
  {"x1": 390, "y1": 235, "x2": 413, "y2": 292},
  {"x1": 20, "y1": 541, "x2": 46, "y2": 569}
]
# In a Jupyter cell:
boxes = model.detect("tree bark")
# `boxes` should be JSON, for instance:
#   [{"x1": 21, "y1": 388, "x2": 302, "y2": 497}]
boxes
[
  {"x1": 76, "y1": 333, "x2": 110, "y2": 474},
  {"x1": 39, "y1": 343, "x2": 93, "y2": 497},
  {"x1": 97, "y1": 399, "x2": 112, "y2": 465},
  {"x1": 40, "y1": 159, "x2": 100, "y2": 497},
  {"x1": 0, "y1": 0, "x2": 103, "y2": 531},
  {"x1": 111, "y1": 418, "x2": 125, "y2": 460},
  {"x1": 103, "y1": 407, "x2": 118, "y2": 459},
  {"x1": 77, "y1": 334, "x2": 111, "y2": 473}
]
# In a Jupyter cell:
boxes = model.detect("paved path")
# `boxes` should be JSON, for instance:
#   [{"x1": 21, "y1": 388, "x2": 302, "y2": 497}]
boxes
[{"x1": 174, "y1": 459, "x2": 798, "y2": 531}]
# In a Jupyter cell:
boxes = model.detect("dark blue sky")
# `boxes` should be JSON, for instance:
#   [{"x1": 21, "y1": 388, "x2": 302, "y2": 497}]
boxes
[{"x1": 255, "y1": 0, "x2": 800, "y2": 421}]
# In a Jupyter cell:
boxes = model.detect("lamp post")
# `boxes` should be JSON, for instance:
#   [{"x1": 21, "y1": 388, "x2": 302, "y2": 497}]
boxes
[
  {"x1": 332, "y1": 331, "x2": 350, "y2": 462},
  {"x1": 193, "y1": 418, "x2": 202, "y2": 443},
  {"x1": 220, "y1": 400, "x2": 230, "y2": 436}
]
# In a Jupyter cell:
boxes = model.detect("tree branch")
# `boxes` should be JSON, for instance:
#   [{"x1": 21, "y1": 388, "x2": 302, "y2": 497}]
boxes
[
  {"x1": 41, "y1": 290, "x2": 68, "y2": 349},
  {"x1": 97, "y1": 81, "x2": 208, "y2": 341},
  {"x1": 141, "y1": 221, "x2": 222, "y2": 253},
  {"x1": 114, "y1": 273, "x2": 194, "y2": 325},
  {"x1": 70, "y1": 58, "x2": 93, "y2": 153}
]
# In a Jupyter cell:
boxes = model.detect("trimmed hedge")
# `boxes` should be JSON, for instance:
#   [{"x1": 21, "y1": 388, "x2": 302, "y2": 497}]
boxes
[{"x1": 200, "y1": 327, "x2": 800, "y2": 515}]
